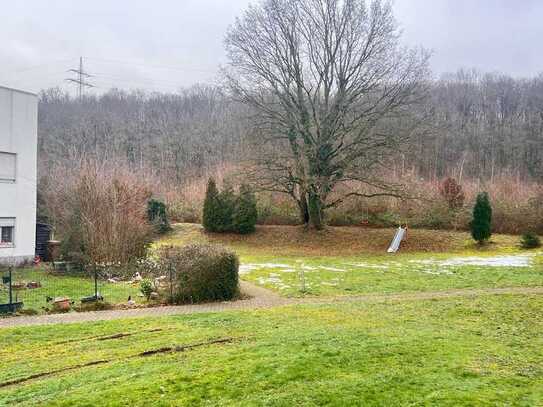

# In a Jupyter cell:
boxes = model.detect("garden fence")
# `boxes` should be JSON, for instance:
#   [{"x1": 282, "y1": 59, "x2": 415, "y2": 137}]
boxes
[{"x1": 0, "y1": 262, "x2": 159, "y2": 314}]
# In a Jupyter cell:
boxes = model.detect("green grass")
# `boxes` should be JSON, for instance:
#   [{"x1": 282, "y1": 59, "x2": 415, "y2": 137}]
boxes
[
  {"x1": 1, "y1": 224, "x2": 540, "y2": 313},
  {"x1": 0, "y1": 268, "x2": 144, "y2": 313},
  {"x1": 1, "y1": 294, "x2": 542, "y2": 406},
  {"x1": 239, "y1": 252, "x2": 543, "y2": 297},
  {"x1": 159, "y1": 224, "x2": 543, "y2": 298}
]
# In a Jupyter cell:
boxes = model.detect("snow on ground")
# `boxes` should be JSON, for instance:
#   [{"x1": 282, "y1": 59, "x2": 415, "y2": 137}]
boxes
[
  {"x1": 239, "y1": 263, "x2": 294, "y2": 274},
  {"x1": 410, "y1": 254, "x2": 535, "y2": 268},
  {"x1": 241, "y1": 253, "x2": 538, "y2": 281},
  {"x1": 318, "y1": 266, "x2": 346, "y2": 272}
]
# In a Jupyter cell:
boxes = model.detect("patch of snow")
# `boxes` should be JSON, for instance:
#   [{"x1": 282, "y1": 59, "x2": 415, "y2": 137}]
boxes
[
  {"x1": 257, "y1": 276, "x2": 284, "y2": 285},
  {"x1": 419, "y1": 269, "x2": 453, "y2": 275},
  {"x1": 409, "y1": 254, "x2": 534, "y2": 269},
  {"x1": 259, "y1": 263, "x2": 293, "y2": 268},
  {"x1": 240, "y1": 263, "x2": 294, "y2": 274},
  {"x1": 345, "y1": 263, "x2": 390, "y2": 269},
  {"x1": 318, "y1": 266, "x2": 346, "y2": 272},
  {"x1": 440, "y1": 255, "x2": 532, "y2": 267},
  {"x1": 239, "y1": 264, "x2": 259, "y2": 274}
]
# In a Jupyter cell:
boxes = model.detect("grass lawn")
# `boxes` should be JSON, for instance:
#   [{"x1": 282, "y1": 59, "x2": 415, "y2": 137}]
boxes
[
  {"x1": 1, "y1": 224, "x2": 540, "y2": 312},
  {"x1": 158, "y1": 224, "x2": 543, "y2": 298},
  {"x1": 1, "y1": 294, "x2": 542, "y2": 406}
]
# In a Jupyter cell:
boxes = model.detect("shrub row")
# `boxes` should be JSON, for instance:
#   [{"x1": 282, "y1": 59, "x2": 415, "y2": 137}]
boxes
[{"x1": 203, "y1": 178, "x2": 257, "y2": 234}]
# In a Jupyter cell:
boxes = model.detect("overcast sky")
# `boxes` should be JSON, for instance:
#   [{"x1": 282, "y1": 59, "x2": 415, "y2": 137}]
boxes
[{"x1": 1, "y1": 0, "x2": 542, "y2": 94}]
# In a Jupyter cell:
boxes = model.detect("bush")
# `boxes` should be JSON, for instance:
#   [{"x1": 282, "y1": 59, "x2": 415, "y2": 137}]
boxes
[
  {"x1": 202, "y1": 178, "x2": 222, "y2": 232},
  {"x1": 203, "y1": 178, "x2": 258, "y2": 234},
  {"x1": 471, "y1": 192, "x2": 492, "y2": 244},
  {"x1": 217, "y1": 183, "x2": 236, "y2": 232},
  {"x1": 440, "y1": 177, "x2": 465, "y2": 210},
  {"x1": 147, "y1": 199, "x2": 171, "y2": 234},
  {"x1": 140, "y1": 278, "x2": 154, "y2": 300},
  {"x1": 161, "y1": 244, "x2": 239, "y2": 304},
  {"x1": 232, "y1": 184, "x2": 258, "y2": 234},
  {"x1": 520, "y1": 232, "x2": 541, "y2": 249},
  {"x1": 57, "y1": 163, "x2": 153, "y2": 266}
]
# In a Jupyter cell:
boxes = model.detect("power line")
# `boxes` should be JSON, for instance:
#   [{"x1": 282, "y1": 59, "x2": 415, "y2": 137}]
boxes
[
  {"x1": 65, "y1": 57, "x2": 95, "y2": 99},
  {"x1": 85, "y1": 56, "x2": 217, "y2": 74},
  {"x1": 2, "y1": 58, "x2": 76, "y2": 77}
]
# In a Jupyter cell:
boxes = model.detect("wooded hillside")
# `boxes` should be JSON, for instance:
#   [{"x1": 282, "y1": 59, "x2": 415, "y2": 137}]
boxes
[{"x1": 38, "y1": 70, "x2": 543, "y2": 182}]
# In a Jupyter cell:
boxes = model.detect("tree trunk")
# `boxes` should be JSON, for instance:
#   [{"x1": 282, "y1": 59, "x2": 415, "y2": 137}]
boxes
[
  {"x1": 297, "y1": 196, "x2": 310, "y2": 225},
  {"x1": 308, "y1": 190, "x2": 324, "y2": 230}
]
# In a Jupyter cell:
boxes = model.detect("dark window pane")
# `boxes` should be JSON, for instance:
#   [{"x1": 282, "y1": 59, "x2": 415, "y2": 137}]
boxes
[{"x1": 1, "y1": 226, "x2": 13, "y2": 243}]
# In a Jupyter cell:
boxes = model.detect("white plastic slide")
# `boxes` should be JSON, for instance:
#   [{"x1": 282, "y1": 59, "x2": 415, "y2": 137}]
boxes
[{"x1": 387, "y1": 227, "x2": 406, "y2": 253}]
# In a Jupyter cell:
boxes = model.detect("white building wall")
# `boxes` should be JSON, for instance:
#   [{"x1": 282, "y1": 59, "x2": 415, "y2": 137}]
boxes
[{"x1": 0, "y1": 86, "x2": 38, "y2": 265}]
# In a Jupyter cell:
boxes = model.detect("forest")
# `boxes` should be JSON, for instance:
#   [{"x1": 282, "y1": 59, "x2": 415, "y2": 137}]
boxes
[{"x1": 37, "y1": 69, "x2": 543, "y2": 234}]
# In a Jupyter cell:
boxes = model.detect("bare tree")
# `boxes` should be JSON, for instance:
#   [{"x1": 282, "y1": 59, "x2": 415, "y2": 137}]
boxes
[{"x1": 224, "y1": 0, "x2": 430, "y2": 229}]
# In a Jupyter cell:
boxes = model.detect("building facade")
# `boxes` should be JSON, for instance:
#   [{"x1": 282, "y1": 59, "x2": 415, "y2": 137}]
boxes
[{"x1": 0, "y1": 86, "x2": 38, "y2": 265}]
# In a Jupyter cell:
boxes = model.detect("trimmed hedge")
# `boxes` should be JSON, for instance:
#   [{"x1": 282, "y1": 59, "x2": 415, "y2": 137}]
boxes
[{"x1": 161, "y1": 244, "x2": 239, "y2": 304}]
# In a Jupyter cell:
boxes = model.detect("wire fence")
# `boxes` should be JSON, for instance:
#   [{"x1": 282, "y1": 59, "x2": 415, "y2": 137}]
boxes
[{"x1": 0, "y1": 262, "x2": 172, "y2": 315}]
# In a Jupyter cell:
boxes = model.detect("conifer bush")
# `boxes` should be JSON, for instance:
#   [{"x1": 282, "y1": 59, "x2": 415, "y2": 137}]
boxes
[
  {"x1": 233, "y1": 184, "x2": 258, "y2": 234},
  {"x1": 471, "y1": 192, "x2": 492, "y2": 244},
  {"x1": 520, "y1": 232, "x2": 541, "y2": 249},
  {"x1": 202, "y1": 178, "x2": 222, "y2": 232},
  {"x1": 147, "y1": 199, "x2": 171, "y2": 234},
  {"x1": 217, "y1": 183, "x2": 236, "y2": 232},
  {"x1": 202, "y1": 178, "x2": 258, "y2": 234}
]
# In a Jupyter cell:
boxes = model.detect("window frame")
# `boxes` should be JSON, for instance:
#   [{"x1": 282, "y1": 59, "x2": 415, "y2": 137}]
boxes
[
  {"x1": 0, "y1": 151, "x2": 17, "y2": 183},
  {"x1": 0, "y1": 218, "x2": 15, "y2": 248}
]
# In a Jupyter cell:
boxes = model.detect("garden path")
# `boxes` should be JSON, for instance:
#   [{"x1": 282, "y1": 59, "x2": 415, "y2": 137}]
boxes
[{"x1": 1, "y1": 283, "x2": 543, "y2": 328}]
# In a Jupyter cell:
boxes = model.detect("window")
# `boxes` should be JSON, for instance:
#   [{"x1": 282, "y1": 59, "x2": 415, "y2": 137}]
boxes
[
  {"x1": 0, "y1": 152, "x2": 16, "y2": 182},
  {"x1": 0, "y1": 218, "x2": 15, "y2": 247}
]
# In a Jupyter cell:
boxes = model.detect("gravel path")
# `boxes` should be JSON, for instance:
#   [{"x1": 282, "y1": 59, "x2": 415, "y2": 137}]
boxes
[{"x1": 1, "y1": 284, "x2": 542, "y2": 328}]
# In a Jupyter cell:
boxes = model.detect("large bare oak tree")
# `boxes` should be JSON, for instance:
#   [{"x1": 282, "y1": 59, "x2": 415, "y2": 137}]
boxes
[{"x1": 224, "y1": 0, "x2": 430, "y2": 229}]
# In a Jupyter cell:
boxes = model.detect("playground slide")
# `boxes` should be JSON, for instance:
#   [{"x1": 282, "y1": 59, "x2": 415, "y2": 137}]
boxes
[{"x1": 387, "y1": 227, "x2": 406, "y2": 253}]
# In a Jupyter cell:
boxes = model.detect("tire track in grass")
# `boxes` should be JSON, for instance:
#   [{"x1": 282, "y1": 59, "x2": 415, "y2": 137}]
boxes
[
  {"x1": 0, "y1": 337, "x2": 241, "y2": 389},
  {"x1": 53, "y1": 327, "x2": 165, "y2": 345}
]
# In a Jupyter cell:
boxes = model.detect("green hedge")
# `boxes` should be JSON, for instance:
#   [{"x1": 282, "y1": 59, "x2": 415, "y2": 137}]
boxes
[{"x1": 161, "y1": 244, "x2": 239, "y2": 304}]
